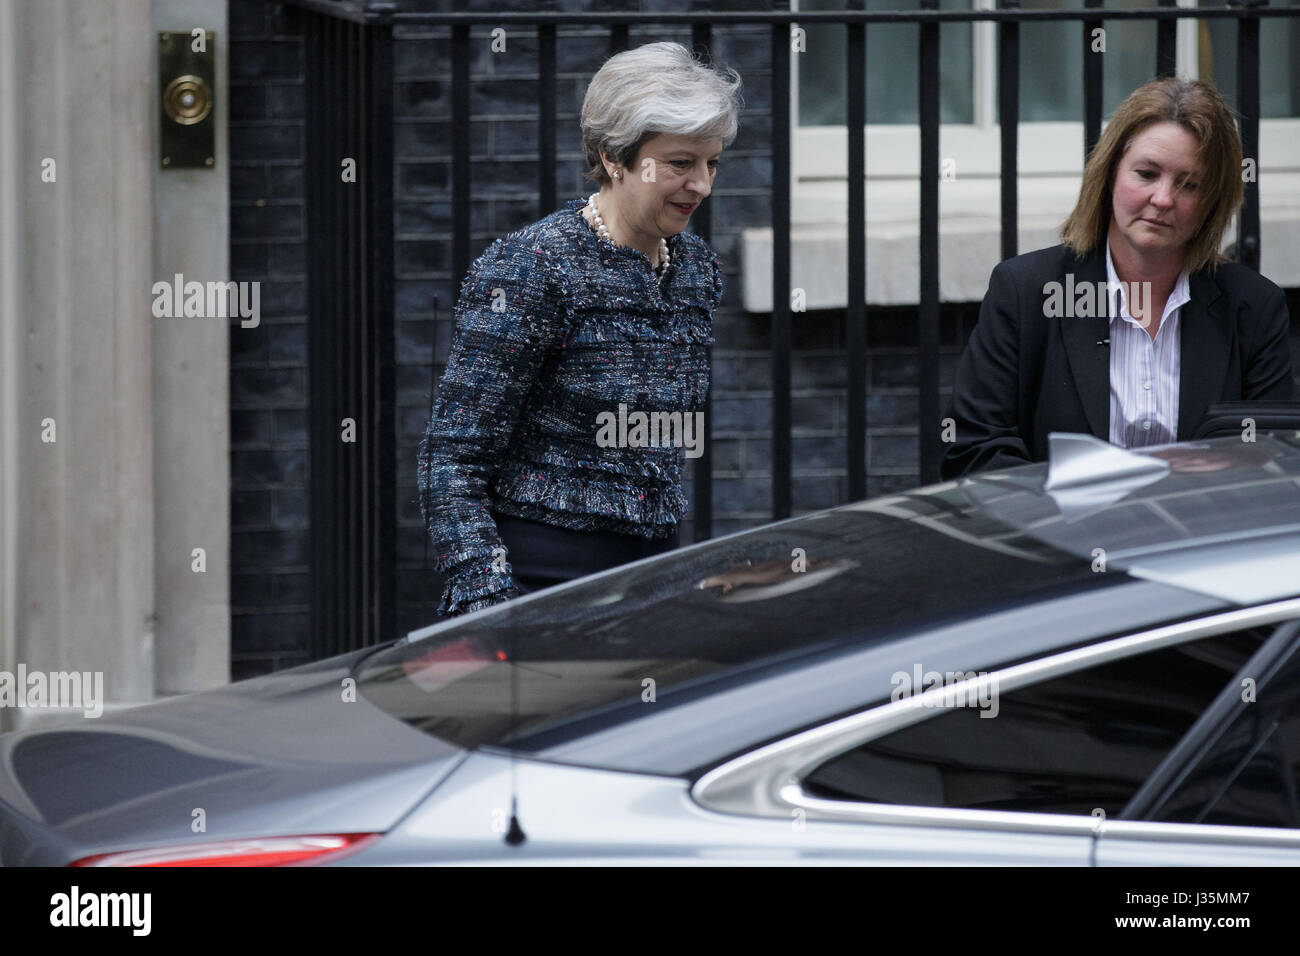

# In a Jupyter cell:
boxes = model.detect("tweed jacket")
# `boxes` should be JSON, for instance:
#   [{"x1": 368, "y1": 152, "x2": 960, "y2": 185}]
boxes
[{"x1": 418, "y1": 197, "x2": 723, "y2": 616}]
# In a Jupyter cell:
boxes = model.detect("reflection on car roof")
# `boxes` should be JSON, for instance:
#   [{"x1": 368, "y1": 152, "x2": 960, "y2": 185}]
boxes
[{"x1": 951, "y1": 434, "x2": 1300, "y2": 603}]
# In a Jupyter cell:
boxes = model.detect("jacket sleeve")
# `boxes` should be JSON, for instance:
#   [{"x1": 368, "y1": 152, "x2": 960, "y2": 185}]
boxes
[
  {"x1": 940, "y1": 261, "x2": 1036, "y2": 481},
  {"x1": 417, "y1": 237, "x2": 567, "y2": 617},
  {"x1": 710, "y1": 250, "x2": 724, "y2": 312},
  {"x1": 1242, "y1": 282, "x2": 1296, "y2": 401}
]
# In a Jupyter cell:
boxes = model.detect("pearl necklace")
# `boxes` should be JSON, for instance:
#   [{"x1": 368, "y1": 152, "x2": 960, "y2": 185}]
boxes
[{"x1": 586, "y1": 192, "x2": 670, "y2": 281}]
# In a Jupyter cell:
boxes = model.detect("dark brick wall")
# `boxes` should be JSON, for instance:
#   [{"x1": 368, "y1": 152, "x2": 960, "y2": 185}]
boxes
[
  {"x1": 229, "y1": 0, "x2": 1300, "y2": 672},
  {"x1": 229, "y1": 0, "x2": 309, "y2": 680},
  {"x1": 383, "y1": 0, "x2": 974, "y2": 635},
  {"x1": 387, "y1": 0, "x2": 796, "y2": 637}
]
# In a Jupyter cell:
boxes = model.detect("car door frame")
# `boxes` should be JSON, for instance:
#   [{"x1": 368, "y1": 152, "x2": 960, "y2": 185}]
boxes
[
  {"x1": 691, "y1": 596, "x2": 1300, "y2": 862},
  {"x1": 1093, "y1": 617, "x2": 1300, "y2": 865}
]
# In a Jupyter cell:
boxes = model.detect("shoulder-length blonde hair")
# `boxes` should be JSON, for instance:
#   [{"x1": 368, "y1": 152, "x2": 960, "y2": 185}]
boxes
[{"x1": 1060, "y1": 77, "x2": 1243, "y2": 273}]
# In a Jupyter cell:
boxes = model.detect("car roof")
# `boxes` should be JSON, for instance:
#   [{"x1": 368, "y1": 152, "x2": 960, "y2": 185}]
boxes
[
  {"x1": 376, "y1": 436, "x2": 1300, "y2": 775},
  {"x1": 403, "y1": 435, "x2": 1300, "y2": 660},
  {"x1": 948, "y1": 433, "x2": 1300, "y2": 604}
]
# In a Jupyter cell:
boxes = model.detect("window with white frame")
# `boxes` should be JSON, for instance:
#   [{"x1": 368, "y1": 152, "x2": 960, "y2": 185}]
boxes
[
  {"x1": 794, "y1": 0, "x2": 1300, "y2": 191},
  {"x1": 737, "y1": 0, "x2": 1300, "y2": 310}
]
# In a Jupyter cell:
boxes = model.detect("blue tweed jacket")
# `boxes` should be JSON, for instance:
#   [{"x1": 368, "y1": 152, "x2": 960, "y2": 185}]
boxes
[{"x1": 418, "y1": 197, "x2": 723, "y2": 617}]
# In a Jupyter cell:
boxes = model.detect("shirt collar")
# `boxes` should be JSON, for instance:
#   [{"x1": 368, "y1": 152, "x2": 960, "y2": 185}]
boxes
[{"x1": 1105, "y1": 239, "x2": 1190, "y2": 325}]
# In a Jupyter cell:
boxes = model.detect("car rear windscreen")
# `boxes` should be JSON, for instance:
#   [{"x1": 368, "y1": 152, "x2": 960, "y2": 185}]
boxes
[{"x1": 356, "y1": 488, "x2": 1132, "y2": 752}]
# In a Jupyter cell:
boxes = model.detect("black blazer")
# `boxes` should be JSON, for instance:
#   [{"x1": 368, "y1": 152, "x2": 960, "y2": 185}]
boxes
[{"x1": 940, "y1": 243, "x2": 1296, "y2": 480}]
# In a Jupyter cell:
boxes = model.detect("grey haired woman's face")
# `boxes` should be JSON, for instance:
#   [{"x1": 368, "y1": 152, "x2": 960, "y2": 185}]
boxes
[{"x1": 608, "y1": 133, "x2": 722, "y2": 240}]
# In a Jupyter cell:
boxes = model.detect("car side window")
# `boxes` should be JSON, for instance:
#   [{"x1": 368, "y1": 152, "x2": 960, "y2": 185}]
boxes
[
  {"x1": 801, "y1": 628, "x2": 1269, "y2": 818},
  {"x1": 1150, "y1": 634, "x2": 1300, "y2": 828}
]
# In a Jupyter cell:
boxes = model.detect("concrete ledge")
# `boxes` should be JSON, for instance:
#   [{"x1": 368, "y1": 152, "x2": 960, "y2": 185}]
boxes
[{"x1": 741, "y1": 178, "x2": 1300, "y2": 311}]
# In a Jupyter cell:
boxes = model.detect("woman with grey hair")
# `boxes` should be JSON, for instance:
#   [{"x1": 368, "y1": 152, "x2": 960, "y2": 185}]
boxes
[{"x1": 418, "y1": 41, "x2": 743, "y2": 617}]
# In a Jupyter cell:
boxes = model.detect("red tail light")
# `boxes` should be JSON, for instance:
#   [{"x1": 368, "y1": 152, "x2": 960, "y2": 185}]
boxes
[{"x1": 68, "y1": 833, "x2": 380, "y2": 867}]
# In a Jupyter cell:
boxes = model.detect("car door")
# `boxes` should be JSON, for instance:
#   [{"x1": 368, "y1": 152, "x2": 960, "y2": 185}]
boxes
[
  {"x1": 692, "y1": 601, "x2": 1300, "y2": 865},
  {"x1": 1094, "y1": 618, "x2": 1300, "y2": 865}
]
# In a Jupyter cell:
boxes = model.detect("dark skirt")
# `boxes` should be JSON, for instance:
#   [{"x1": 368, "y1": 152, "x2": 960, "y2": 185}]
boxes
[{"x1": 492, "y1": 512, "x2": 680, "y2": 596}]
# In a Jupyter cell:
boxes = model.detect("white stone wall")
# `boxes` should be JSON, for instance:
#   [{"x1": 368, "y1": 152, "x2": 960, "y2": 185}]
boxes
[
  {"x1": 742, "y1": 175, "x2": 1300, "y2": 313},
  {"x1": 0, "y1": 0, "x2": 230, "y2": 732}
]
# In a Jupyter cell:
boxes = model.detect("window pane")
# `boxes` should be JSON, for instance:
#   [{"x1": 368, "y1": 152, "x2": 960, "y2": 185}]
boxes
[
  {"x1": 1197, "y1": 0, "x2": 1300, "y2": 119},
  {"x1": 1153, "y1": 631, "x2": 1300, "y2": 828},
  {"x1": 799, "y1": 0, "x2": 974, "y2": 125},
  {"x1": 1017, "y1": 0, "x2": 1158, "y2": 122},
  {"x1": 802, "y1": 628, "x2": 1267, "y2": 816}
]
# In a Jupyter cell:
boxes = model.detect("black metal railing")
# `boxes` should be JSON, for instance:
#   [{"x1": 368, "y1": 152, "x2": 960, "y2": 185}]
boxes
[
  {"x1": 298, "y1": 6, "x2": 396, "y2": 655},
  {"x1": 285, "y1": 0, "x2": 1295, "y2": 646}
]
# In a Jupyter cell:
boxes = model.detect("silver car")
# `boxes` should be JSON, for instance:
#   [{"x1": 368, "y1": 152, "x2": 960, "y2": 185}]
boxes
[{"x1": 3, "y1": 433, "x2": 1300, "y2": 866}]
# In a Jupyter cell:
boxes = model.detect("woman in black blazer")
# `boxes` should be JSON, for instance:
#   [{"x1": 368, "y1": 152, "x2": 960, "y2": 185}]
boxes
[{"x1": 942, "y1": 77, "x2": 1295, "y2": 480}]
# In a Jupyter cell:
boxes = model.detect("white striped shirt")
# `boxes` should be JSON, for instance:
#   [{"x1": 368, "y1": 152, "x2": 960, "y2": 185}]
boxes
[{"x1": 1106, "y1": 241, "x2": 1189, "y2": 448}]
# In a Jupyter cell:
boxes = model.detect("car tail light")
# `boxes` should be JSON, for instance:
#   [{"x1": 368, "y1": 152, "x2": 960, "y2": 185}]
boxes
[{"x1": 67, "y1": 833, "x2": 380, "y2": 867}]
